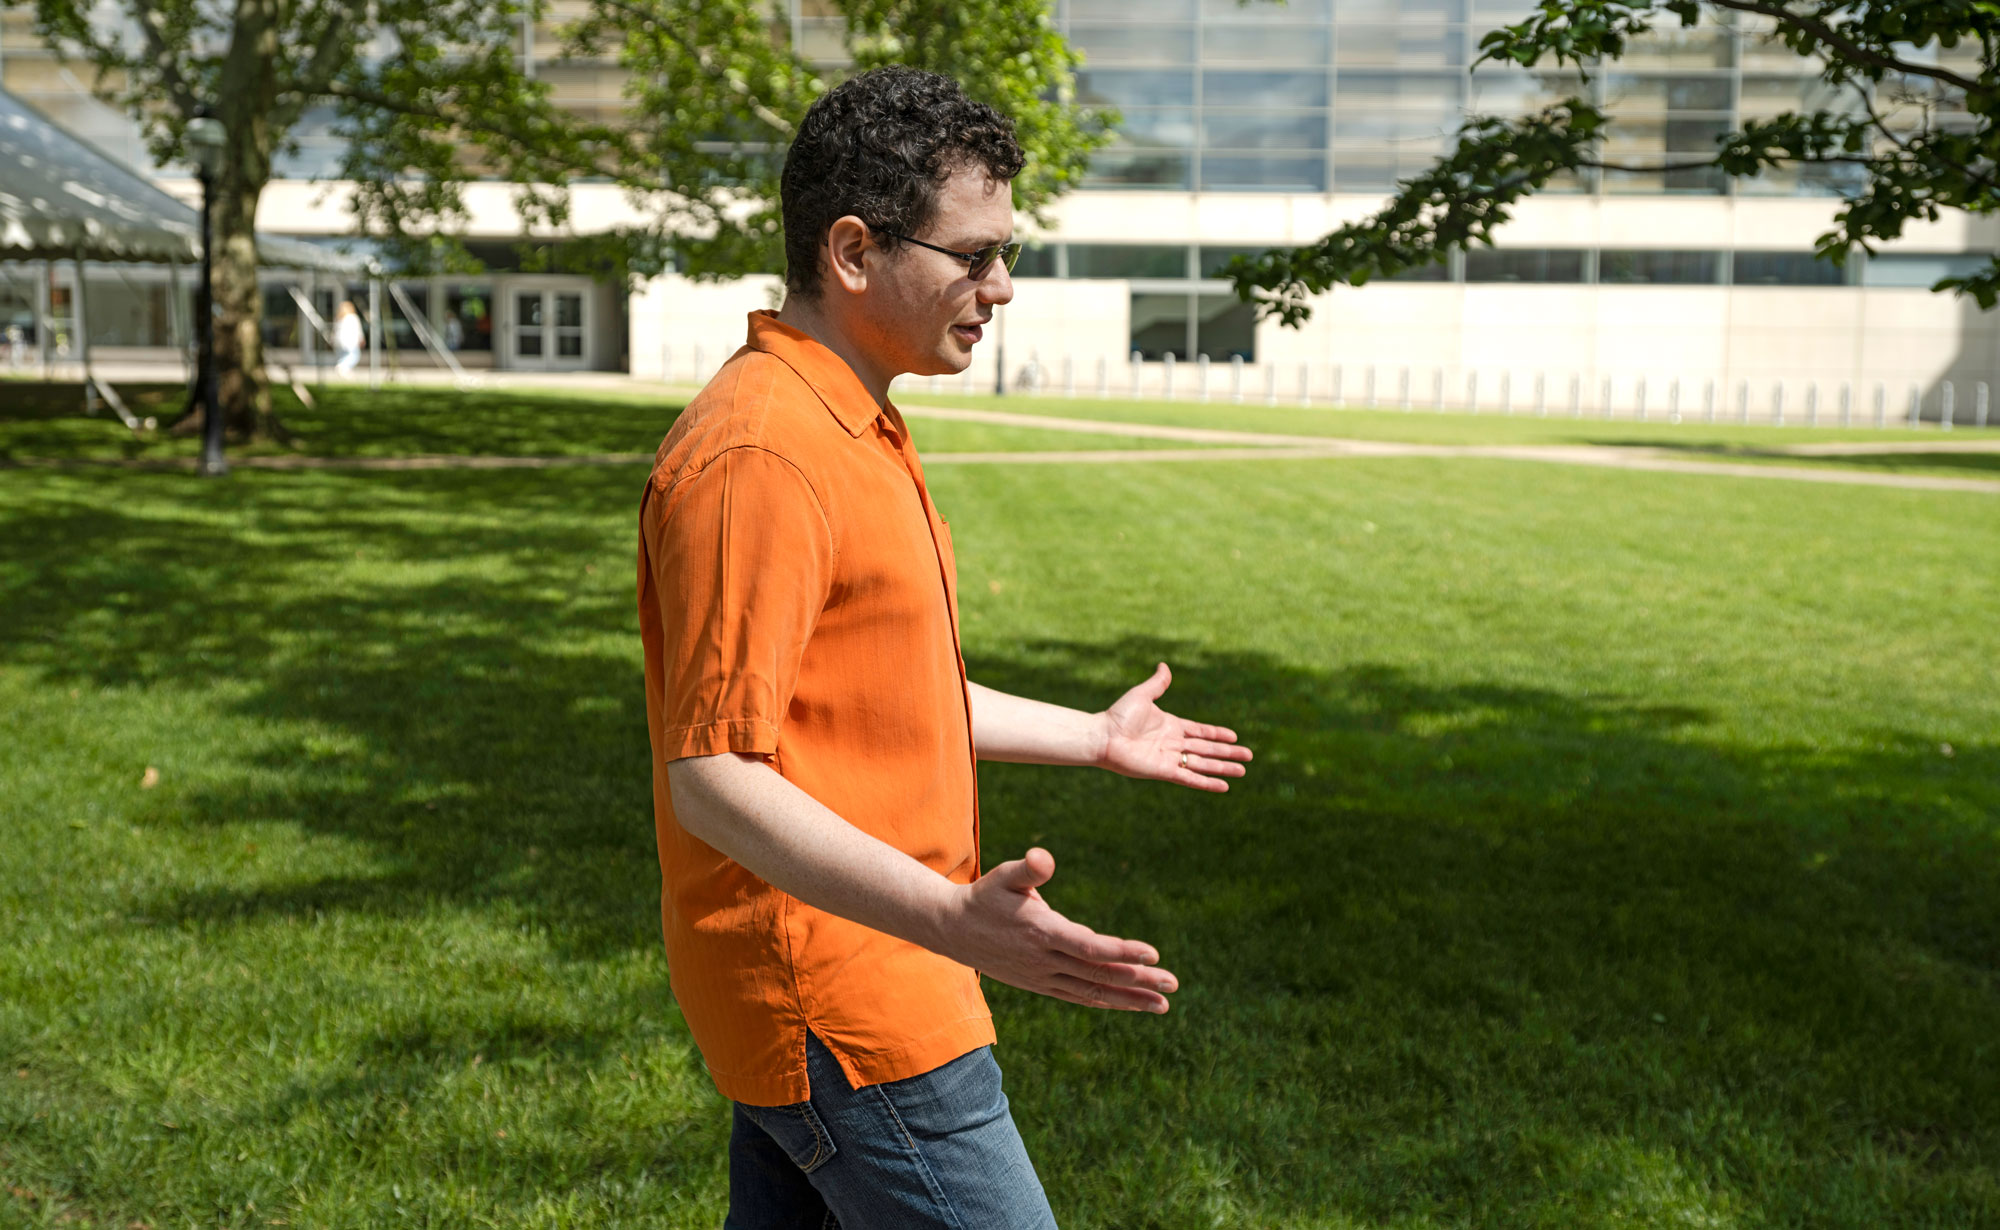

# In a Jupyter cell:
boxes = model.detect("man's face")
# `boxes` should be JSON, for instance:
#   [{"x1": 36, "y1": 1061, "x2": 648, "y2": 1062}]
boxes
[{"x1": 858, "y1": 165, "x2": 1015, "y2": 379}]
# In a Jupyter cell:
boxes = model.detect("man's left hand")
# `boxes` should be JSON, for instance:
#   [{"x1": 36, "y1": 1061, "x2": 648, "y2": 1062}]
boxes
[{"x1": 1098, "y1": 663, "x2": 1252, "y2": 792}]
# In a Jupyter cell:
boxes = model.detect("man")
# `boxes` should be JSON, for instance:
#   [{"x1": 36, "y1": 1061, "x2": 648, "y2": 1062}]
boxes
[{"x1": 637, "y1": 67, "x2": 1253, "y2": 1227}]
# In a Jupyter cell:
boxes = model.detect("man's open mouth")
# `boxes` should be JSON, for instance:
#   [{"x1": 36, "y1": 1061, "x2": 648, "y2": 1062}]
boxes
[{"x1": 951, "y1": 323, "x2": 984, "y2": 344}]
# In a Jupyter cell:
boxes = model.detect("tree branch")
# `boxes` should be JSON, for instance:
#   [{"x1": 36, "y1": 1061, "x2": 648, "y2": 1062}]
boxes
[
  {"x1": 123, "y1": 0, "x2": 199, "y2": 116},
  {"x1": 586, "y1": 0, "x2": 794, "y2": 137},
  {"x1": 319, "y1": 79, "x2": 642, "y2": 184},
  {"x1": 292, "y1": 0, "x2": 365, "y2": 98},
  {"x1": 1705, "y1": 0, "x2": 1984, "y2": 94}
]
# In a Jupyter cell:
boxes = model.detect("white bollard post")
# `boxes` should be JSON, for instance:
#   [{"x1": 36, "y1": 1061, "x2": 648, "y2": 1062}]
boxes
[
  {"x1": 1399, "y1": 366, "x2": 1412, "y2": 411},
  {"x1": 1163, "y1": 352, "x2": 1177, "y2": 400},
  {"x1": 1704, "y1": 378, "x2": 1716, "y2": 423},
  {"x1": 1873, "y1": 383, "x2": 1886, "y2": 429},
  {"x1": 1635, "y1": 377, "x2": 1648, "y2": 422},
  {"x1": 1534, "y1": 372, "x2": 1547, "y2": 417},
  {"x1": 1500, "y1": 371, "x2": 1512, "y2": 415},
  {"x1": 1908, "y1": 384, "x2": 1922, "y2": 427},
  {"x1": 1839, "y1": 382, "x2": 1851, "y2": 427},
  {"x1": 929, "y1": 373, "x2": 942, "y2": 393},
  {"x1": 1601, "y1": 376, "x2": 1614, "y2": 419},
  {"x1": 1466, "y1": 371, "x2": 1479, "y2": 414},
  {"x1": 961, "y1": 364, "x2": 973, "y2": 394},
  {"x1": 1737, "y1": 380, "x2": 1750, "y2": 425},
  {"x1": 1063, "y1": 354, "x2": 1075, "y2": 397},
  {"x1": 1806, "y1": 383, "x2": 1818, "y2": 428},
  {"x1": 1097, "y1": 355, "x2": 1110, "y2": 398},
  {"x1": 1329, "y1": 365, "x2": 1343, "y2": 407},
  {"x1": 1298, "y1": 362, "x2": 1311, "y2": 406},
  {"x1": 1569, "y1": 373, "x2": 1582, "y2": 418},
  {"x1": 1978, "y1": 382, "x2": 1991, "y2": 429},
  {"x1": 693, "y1": 344, "x2": 705, "y2": 382},
  {"x1": 1941, "y1": 380, "x2": 1956, "y2": 430},
  {"x1": 1195, "y1": 353, "x2": 1210, "y2": 403},
  {"x1": 1772, "y1": 383, "x2": 1785, "y2": 427},
  {"x1": 1264, "y1": 362, "x2": 1278, "y2": 406},
  {"x1": 1229, "y1": 354, "x2": 1243, "y2": 404},
  {"x1": 661, "y1": 342, "x2": 671, "y2": 385},
  {"x1": 1131, "y1": 351, "x2": 1144, "y2": 399},
  {"x1": 1364, "y1": 366, "x2": 1377, "y2": 408},
  {"x1": 1668, "y1": 378, "x2": 1681, "y2": 424},
  {"x1": 1433, "y1": 368, "x2": 1446, "y2": 412}
]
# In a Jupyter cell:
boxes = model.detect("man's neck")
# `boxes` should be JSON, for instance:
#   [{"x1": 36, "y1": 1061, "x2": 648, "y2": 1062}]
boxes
[{"x1": 774, "y1": 296, "x2": 891, "y2": 406}]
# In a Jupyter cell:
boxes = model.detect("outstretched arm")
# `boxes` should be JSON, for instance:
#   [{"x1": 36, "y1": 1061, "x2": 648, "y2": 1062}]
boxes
[
  {"x1": 967, "y1": 662, "x2": 1253, "y2": 792},
  {"x1": 668, "y1": 752, "x2": 1178, "y2": 1012}
]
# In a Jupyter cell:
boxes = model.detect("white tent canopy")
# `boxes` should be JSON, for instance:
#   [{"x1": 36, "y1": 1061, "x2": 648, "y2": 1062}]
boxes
[{"x1": 0, "y1": 84, "x2": 358, "y2": 272}]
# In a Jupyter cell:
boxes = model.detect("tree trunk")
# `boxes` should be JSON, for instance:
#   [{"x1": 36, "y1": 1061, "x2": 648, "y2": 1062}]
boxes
[{"x1": 175, "y1": 0, "x2": 285, "y2": 443}]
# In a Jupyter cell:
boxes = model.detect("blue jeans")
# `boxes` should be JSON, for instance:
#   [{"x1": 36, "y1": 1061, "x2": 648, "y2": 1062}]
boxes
[{"x1": 725, "y1": 1032, "x2": 1057, "y2": 1229}]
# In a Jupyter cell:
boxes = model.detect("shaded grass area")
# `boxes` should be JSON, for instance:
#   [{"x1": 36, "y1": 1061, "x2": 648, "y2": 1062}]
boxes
[
  {"x1": 1620, "y1": 441, "x2": 2000, "y2": 480},
  {"x1": 905, "y1": 390, "x2": 1986, "y2": 452},
  {"x1": 0, "y1": 381, "x2": 1207, "y2": 463},
  {"x1": 2, "y1": 450, "x2": 1996, "y2": 1227}
]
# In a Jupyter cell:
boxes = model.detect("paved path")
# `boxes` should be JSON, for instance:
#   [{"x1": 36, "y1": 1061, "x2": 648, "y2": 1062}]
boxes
[{"x1": 7, "y1": 405, "x2": 1996, "y2": 493}]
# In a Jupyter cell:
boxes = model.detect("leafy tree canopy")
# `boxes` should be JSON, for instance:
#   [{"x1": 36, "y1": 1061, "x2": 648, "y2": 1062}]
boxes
[
  {"x1": 1227, "y1": 1, "x2": 1998, "y2": 325},
  {"x1": 6, "y1": 0, "x2": 1110, "y2": 430}
]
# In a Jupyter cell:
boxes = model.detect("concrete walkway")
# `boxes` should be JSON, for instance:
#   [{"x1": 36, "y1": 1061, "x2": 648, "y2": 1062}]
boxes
[{"x1": 8, "y1": 403, "x2": 1997, "y2": 493}]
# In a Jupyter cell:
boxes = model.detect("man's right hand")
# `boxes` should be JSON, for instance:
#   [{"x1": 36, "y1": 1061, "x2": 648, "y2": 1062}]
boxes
[{"x1": 936, "y1": 848, "x2": 1177, "y2": 1014}]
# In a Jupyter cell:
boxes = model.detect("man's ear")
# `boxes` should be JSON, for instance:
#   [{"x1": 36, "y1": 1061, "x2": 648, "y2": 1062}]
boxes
[{"x1": 826, "y1": 216, "x2": 873, "y2": 296}]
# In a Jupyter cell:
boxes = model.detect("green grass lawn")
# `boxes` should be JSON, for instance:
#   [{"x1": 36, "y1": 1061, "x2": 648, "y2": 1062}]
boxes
[{"x1": 2, "y1": 390, "x2": 1997, "y2": 1228}]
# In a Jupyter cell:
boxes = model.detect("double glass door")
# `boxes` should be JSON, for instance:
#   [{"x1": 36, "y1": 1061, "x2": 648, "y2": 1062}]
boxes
[{"x1": 509, "y1": 287, "x2": 588, "y2": 369}]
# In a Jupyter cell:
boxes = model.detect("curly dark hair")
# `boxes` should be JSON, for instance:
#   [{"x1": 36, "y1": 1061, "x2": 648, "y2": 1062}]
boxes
[{"x1": 780, "y1": 67, "x2": 1025, "y2": 298}]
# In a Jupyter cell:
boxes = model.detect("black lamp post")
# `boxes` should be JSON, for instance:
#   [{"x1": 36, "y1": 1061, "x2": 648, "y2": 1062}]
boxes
[{"x1": 185, "y1": 111, "x2": 228, "y2": 478}]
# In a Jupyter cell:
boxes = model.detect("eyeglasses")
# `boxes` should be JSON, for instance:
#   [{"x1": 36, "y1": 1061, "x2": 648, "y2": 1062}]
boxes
[{"x1": 873, "y1": 228, "x2": 1022, "y2": 279}]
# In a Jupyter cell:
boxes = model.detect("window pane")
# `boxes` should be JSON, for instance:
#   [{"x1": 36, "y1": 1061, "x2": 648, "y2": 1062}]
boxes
[
  {"x1": 1464, "y1": 248, "x2": 1586, "y2": 282},
  {"x1": 1334, "y1": 110, "x2": 1457, "y2": 141},
  {"x1": 1860, "y1": 253, "x2": 1990, "y2": 288},
  {"x1": 1112, "y1": 108, "x2": 1196, "y2": 146},
  {"x1": 445, "y1": 283, "x2": 494, "y2": 352},
  {"x1": 1336, "y1": 70, "x2": 1463, "y2": 108},
  {"x1": 1070, "y1": 244, "x2": 1190, "y2": 279},
  {"x1": 1620, "y1": 28, "x2": 1733, "y2": 69},
  {"x1": 1336, "y1": 24, "x2": 1466, "y2": 68},
  {"x1": 1336, "y1": 0, "x2": 1465, "y2": 19},
  {"x1": 1601, "y1": 116, "x2": 1732, "y2": 155},
  {"x1": 1201, "y1": 110, "x2": 1328, "y2": 150},
  {"x1": 1201, "y1": 25, "x2": 1330, "y2": 66},
  {"x1": 1467, "y1": 68, "x2": 1586, "y2": 113},
  {"x1": 1199, "y1": 245, "x2": 1271, "y2": 278},
  {"x1": 1131, "y1": 292, "x2": 1191, "y2": 360},
  {"x1": 1603, "y1": 73, "x2": 1731, "y2": 110},
  {"x1": 555, "y1": 293, "x2": 583, "y2": 328},
  {"x1": 1738, "y1": 74, "x2": 1858, "y2": 119},
  {"x1": 1203, "y1": 70, "x2": 1329, "y2": 108},
  {"x1": 1194, "y1": 295, "x2": 1257, "y2": 360},
  {"x1": 1068, "y1": 0, "x2": 1195, "y2": 18},
  {"x1": 1200, "y1": 153, "x2": 1328, "y2": 191},
  {"x1": 1201, "y1": 0, "x2": 1331, "y2": 18},
  {"x1": 261, "y1": 286, "x2": 301, "y2": 348},
  {"x1": 1069, "y1": 24, "x2": 1195, "y2": 64},
  {"x1": 1600, "y1": 159, "x2": 1728, "y2": 194},
  {"x1": 1084, "y1": 148, "x2": 1192, "y2": 188},
  {"x1": 388, "y1": 285, "x2": 430, "y2": 351},
  {"x1": 1014, "y1": 244, "x2": 1058, "y2": 279},
  {"x1": 557, "y1": 333, "x2": 584, "y2": 358},
  {"x1": 517, "y1": 292, "x2": 543, "y2": 327},
  {"x1": 1735, "y1": 161, "x2": 1869, "y2": 197},
  {"x1": 1075, "y1": 69, "x2": 1195, "y2": 107},
  {"x1": 1731, "y1": 252, "x2": 1846, "y2": 286},
  {"x1": 1598, "y1": 250, "x2": 1720, "y2": 284},
  {"x1": 517, "y1": 332, "x2": 544, "y2": 357}
]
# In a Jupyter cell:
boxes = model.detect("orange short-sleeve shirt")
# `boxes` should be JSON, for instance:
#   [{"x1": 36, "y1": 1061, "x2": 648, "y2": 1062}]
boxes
[{"x1": 637, "y1": 311, "x2": 990, "y2": 1106}]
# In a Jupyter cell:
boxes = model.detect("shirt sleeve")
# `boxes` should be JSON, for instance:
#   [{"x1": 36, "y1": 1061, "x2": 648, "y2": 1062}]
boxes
[{"x1": 642, "y1": 445, "x2": 835, "y2": 762}]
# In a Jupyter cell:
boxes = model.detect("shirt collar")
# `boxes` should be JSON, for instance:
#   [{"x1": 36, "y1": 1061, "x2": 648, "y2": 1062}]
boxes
[{"x1": 744, "y1": 310, "x2": 887, "y2": 439}]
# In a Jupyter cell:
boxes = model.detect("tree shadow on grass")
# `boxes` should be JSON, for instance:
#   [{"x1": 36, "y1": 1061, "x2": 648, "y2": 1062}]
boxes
[{"x1": 2, "y1": 470, "x2": 1996, "y2": 1226}]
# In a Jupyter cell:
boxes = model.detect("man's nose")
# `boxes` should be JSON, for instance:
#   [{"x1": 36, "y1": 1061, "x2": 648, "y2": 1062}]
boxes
[{"x1": 977, "y1": 264, "x2": 1014, "y2": 307}]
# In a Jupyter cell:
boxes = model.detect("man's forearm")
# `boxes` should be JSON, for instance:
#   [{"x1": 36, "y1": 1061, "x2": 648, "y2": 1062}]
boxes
[
  {"x1": 666, "y1": 752, "x2": 956, "y2": 952},
  {"x1": 965, "y1": 681, "x2": 1109, "y2": 766}
]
